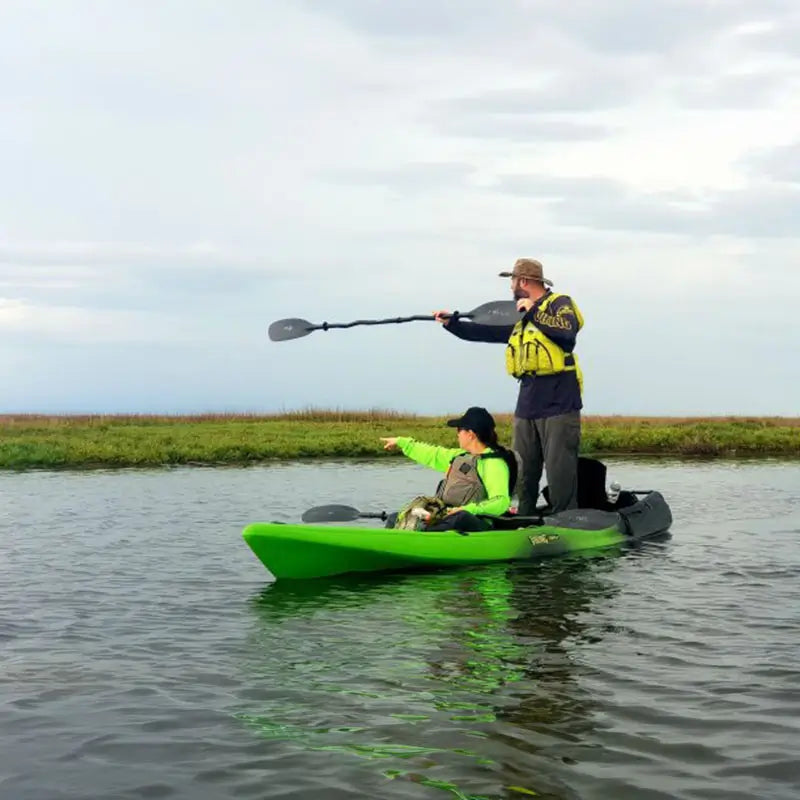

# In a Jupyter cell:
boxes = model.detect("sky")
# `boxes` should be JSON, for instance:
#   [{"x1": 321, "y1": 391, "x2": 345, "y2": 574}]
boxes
[{"x1": 1, "y1": 0, "x2": 799, "y2": 416}]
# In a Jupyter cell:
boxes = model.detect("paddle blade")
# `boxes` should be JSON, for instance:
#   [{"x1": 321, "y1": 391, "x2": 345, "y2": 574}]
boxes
[
  {"x1": 301, "y1": 504, "x2": 361, "y2": 523},
  {"x1": 268, "y1": 318, "x2": 314, "y2": 342},
  {"x1": 468, "y1": 300, "x2": 521, "y2": 326}
]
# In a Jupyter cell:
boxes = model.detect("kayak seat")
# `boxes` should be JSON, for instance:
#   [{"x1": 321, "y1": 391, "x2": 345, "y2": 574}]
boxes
[{"x1": 541, "y1": 456, "x2": 611, "y2": 511}]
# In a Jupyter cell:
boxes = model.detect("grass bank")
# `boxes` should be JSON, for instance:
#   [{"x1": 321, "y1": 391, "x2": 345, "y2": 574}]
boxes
[{"x1": 1, "y1": 411, "x2": 798, "y2": 470}]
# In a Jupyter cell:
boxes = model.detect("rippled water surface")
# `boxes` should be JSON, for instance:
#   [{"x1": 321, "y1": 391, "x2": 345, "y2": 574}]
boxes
[{"x1": 2, "y1": 458, "x2": 799, "y2": 800}]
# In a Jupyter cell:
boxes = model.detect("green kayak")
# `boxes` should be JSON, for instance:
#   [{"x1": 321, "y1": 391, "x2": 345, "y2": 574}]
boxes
[{"x1": 242, "y1": 491, "x2": 672, "y2": 581}]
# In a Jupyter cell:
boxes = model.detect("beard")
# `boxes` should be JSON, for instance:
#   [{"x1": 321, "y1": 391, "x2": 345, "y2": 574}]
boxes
[{"x1": 513, "y1": 287, "x2": 530, "y2": 300}]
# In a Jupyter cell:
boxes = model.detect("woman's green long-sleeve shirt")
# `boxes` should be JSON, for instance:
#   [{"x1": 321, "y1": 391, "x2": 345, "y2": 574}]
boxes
[{"x1": 395, "y1": 437, "x2": 511, "y2": 517}]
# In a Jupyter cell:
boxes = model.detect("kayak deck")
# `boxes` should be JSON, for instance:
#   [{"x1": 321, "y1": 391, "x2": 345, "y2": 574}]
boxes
[{"x1": 242, "y1": 493, "x2": 671, "y2": 580}]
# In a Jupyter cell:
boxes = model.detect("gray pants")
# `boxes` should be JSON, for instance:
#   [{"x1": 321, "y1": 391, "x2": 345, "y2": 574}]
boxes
[{"x1": 512, "y1": 412, "x2": 581, "y2": 515}]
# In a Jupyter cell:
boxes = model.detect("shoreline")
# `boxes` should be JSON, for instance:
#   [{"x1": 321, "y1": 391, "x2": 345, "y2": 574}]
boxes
[{"x1": 1, "y1": 412, "x2": 799, "y2": 470}]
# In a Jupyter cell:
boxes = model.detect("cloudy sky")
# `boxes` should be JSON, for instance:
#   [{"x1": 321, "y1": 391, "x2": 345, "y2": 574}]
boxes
[{"x1": 1, "y1": 0, "x2": 798, "y2": 415}]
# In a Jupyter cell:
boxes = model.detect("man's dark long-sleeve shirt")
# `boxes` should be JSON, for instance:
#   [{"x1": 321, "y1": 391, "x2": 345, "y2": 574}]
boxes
[{"x1": 445, "y1": 292, "x2": 583, "y2": 420}]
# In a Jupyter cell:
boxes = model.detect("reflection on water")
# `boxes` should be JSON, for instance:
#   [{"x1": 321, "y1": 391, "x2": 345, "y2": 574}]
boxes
[{"x1": 240, "y1": 553, "x2": 650, "y2": 799}]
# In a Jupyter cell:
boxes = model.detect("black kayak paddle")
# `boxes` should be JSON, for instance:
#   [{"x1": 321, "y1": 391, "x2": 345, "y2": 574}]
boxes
[
  {"x1": 301, "y1": 504, "x2": 388, "y2": 523},
  {"x1": 269, "y1": 299, "x2": 519, "y2": 342},
  {"x1": 301, "y1": 503, "x2": 547, "y2": 528}
]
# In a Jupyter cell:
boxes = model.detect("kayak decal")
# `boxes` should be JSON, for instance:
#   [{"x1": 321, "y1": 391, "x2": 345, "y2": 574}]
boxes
[{"x1": 528, "y1": 533, "x2": 560, "y2": 546}]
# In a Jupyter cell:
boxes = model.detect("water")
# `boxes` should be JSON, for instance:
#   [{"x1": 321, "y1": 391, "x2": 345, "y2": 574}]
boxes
[{"x1": 1, "y1": 458, "x2": 799, "y2": 800}]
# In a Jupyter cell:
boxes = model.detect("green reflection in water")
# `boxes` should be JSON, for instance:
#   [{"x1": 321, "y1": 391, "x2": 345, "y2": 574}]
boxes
[
  {"x1": 236, "y1": 711, "x2": 477, "y2": 759},
  {"x1": 239, "y1": 553, "x2": 626, "y2": 799},
  {"x1": 385, "y1": 769, "x2": 495, "y2": 800}
]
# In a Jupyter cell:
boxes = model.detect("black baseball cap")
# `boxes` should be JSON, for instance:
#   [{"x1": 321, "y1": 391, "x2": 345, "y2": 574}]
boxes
[{"x1": 446, "y1": 406, "x2": 496, "y2": 439}]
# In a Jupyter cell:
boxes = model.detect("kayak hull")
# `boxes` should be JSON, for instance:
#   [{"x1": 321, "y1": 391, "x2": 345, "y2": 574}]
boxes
[{"x1": 243, "y1": 492, "x2": 672, "y2": 581}]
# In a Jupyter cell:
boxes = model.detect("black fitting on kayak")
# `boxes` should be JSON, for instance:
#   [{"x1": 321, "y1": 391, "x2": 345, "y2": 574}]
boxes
[{"x1": 476, "y1": 513, "x2": 545, "y2": 530}]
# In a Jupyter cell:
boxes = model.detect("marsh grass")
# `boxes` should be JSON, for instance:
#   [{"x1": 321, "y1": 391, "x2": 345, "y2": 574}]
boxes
[{"x1": 1, "y1": 409, "x2": 798, "y2": 469}]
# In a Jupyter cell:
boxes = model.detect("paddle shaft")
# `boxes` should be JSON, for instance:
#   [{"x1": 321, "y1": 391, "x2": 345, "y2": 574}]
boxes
[{"x1": 306, "y1": 311, "x2": 473, "y2": 333}]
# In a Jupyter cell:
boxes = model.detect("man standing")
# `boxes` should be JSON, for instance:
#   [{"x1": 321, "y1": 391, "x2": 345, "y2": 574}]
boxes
[{"x1": 434, "y1": 258, "x2": 584, "y2": 514}]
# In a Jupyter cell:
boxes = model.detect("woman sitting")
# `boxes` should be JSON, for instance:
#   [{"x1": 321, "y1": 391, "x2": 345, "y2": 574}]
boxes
[{"x1": 380, "y1": 406, "x2": 518, "y2": 531}]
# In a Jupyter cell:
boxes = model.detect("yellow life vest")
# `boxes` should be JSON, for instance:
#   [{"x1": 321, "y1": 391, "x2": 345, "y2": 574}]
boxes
[{"x1": 505, "y1": 292, "x2": 584, "y2": 393}]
